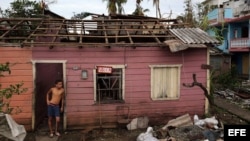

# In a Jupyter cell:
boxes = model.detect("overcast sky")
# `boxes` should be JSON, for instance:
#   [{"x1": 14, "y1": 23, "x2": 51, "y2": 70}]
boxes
[{"x1": 0, "y1": 0, "x2": 202, "y2": 19}]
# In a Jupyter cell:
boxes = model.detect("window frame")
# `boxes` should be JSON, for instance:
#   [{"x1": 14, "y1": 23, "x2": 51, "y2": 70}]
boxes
[
  {"x1": 150, "y1": 64, "x2": 182, "y2": 101},
  {"x1": 93, "y1": 65, "x2": 125, "y2": 103}
]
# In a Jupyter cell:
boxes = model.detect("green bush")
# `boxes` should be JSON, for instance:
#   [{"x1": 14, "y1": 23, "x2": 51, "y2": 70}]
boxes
[
  {"x1": 212, "y1": 66, "x2": 241, "y2": 90},
  {"x1": 0, "y1": 62, "x2": 27, "y2": 114}
]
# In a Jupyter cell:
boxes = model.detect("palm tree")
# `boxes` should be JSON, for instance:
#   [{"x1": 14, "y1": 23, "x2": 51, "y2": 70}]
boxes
[
  {"x1": 103, "y1": 0, "x2": 116, "y2": 15},
  {"x1": 117, "y1": 0, "x2": 127, "y2": 14},
  {"x1": 132, "y1": 0, "x2": 149, "y2": 16},
  {"x1": 150, "y1": 0, "x2": 161, "y2": 18},
  {"x1": 132, "y1": 6, "x2": 149, "y2": 16},
  {"x1": 102, "y1": 0, "x2": 127, "y2": 15}
]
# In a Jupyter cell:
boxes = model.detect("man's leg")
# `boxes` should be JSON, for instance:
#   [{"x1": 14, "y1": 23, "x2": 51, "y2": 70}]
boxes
[
  {"x1": 48, "y1": 105, "x2": 54, "y2": 137},
  {"x1": 54, "y1": 105, "x2": 61, "y2": 136},
  {"x1": 55, "y1": 116, "x2": 60, "y2": 136},
  {"x1": 48, "y1": 116, "x2": 53, "y2": 134}
]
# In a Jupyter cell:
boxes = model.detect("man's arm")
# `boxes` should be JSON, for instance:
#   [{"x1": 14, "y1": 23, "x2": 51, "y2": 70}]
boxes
[{"x1": 46, "y1": 88, "x2": 52, "y2": 105}]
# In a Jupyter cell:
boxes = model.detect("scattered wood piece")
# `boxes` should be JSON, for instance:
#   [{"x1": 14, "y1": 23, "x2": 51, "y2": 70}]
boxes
[
  {"x1": 162, "y1": 113, "x2": 193, "y2": 131},
  {"x1": 234, "y1": 92, "x2": 250, "y2": 99}
]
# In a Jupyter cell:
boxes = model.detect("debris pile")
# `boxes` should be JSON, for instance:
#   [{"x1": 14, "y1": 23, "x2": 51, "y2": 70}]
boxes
[
  {"x1": 133, "y1": 114, "x2": 224, "y2": 141},
  {"x1": 214, "y1": 88, "x2": 250, "y2": 108}
]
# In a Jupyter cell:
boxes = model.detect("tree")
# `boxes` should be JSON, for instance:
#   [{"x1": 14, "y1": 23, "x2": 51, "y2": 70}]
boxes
[
  {"x1": 132, "y1": 0, "x2": 150, "y2": 16},
  {"x1": 3, "y1": 0, "x2": 43, "y2": 18},
  {"x1": 0, "y1": 7, "x2": 4, "y2": 17},
  {"x1": 196, "y1": 2, "x2": 210, "y2": 30},
  {"x1": 102, "y1": 0, "x2": 127, "y2": 15},
  {"x1": 0, "y1": 0, "x2": 43, "y2": 43},
  {"x1": 150, "y1": 0, "x2": 161, "y2": 18},
  {"x1": 0, "y1": 63, "x2": 27, "y2": 114},
  {"x1": 71, "y1": 12, "x2": 94, "y2": 19},
  {"x1": 183, "y1": 0, "x2": 196, "y2": 27},
  {"x1": 176, "y1": 0, "x2": 198, "y2": 27},
  {"x1": 117, "y1": 0, "x2": 127, "y2": 14},
  {"x1": 196, "y1": 2, "x2": 225, "y2": 44},
  {"x1": 40, "y1": 0, "x2": 57, "y2": 11}
]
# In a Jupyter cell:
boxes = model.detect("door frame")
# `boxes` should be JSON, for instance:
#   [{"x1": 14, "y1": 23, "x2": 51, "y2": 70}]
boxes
[{"x1": 32, "y1": 60, "x2": 67, "y2": 131}]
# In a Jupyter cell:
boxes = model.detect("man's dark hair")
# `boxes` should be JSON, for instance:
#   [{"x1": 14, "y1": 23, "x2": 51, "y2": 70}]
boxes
[{"x1": 55, "y1": 79, "x2": 63, "y2": 84}]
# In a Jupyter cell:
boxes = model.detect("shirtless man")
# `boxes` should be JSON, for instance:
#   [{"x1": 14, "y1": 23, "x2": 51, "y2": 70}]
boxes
[{"x1": 46, "y1": 79, "x2": 64, "y2": 137}]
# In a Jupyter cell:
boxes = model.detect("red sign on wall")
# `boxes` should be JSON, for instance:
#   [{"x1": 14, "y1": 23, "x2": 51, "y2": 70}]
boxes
[{"x1": 96, "y1": 66, "x2": 112, "y2": 74}]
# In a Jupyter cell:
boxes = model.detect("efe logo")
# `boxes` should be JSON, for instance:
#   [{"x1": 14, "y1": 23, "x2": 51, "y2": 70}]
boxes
[
  {"x1": 224, "y1": 125, "x2": 249, "y2": 140},
  {"x1": 228, "y1": 129, "x2": 246, "y2": 136}
]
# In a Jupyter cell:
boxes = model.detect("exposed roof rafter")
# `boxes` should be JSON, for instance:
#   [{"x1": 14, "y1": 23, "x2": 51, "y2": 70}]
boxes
[{"x1": 0, "y1": 18, "x2": 219, "y2": 48}]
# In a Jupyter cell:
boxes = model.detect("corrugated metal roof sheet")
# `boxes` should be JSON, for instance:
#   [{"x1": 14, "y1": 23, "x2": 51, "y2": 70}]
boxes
[{"x1": 169, "y1": 28, "x2": 220, "y2": 44}]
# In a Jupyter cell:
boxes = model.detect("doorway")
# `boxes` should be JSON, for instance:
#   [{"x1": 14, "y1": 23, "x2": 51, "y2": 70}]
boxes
[
  {"x1": 241, "y1": 26, "x2": 248, "y2": 38},
  {"x1": 32, "y1": 61, "x2": 66, "y2": 131}
]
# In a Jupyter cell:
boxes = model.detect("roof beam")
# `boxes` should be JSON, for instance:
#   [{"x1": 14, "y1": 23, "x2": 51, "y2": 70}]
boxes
[
  {"x1": 22, "y1": 41, "x2": 167, "y2": 47},
  {"x1": 0, "y1": 20, "x2": 24, "y2": 38},
  {"x1": 141, "y1": 21, "x2": 161, "y2": 44},
  {"x1": 51, "y1": 20, "x2": 65, "y2": 43},
  {"x1": 123, "y1": 21, "x2": 133, "y2": 44},
  {"x1": 24, "y1": 20, "x2": 43, "y2": 43},
  {"x1": 102, "y1": 20, "x2": 109, "y2": 44},
  {"x1": 79, "y1": 20, "x2": 84, "y2": 44}
]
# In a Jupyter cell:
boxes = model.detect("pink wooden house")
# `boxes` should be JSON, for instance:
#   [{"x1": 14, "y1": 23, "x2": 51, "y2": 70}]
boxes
[{"x1": 0, "y1": 18, "x2": 219, "y2": 131}]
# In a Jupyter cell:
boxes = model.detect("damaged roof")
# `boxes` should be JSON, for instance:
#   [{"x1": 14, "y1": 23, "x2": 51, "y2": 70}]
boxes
[
  {"x1": 169, "y1": 28, "x2": 219, "y2": 44},
  {"x1": 0, "y1": 18, "x2": 219, "y2": 48}
]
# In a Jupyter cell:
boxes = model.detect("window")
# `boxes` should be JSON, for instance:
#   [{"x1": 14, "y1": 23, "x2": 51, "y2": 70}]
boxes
[
  {"x1": 94, "y1": 65, "x2": 125, "y2": 103},
  {"x1": 150, "y1": 65, "x2": 181, "y2": 100}
]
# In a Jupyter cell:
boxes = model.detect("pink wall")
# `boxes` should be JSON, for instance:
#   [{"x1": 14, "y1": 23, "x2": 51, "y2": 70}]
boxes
[
  {"x1": 0, "y1": 47, "x2": 33, "y2": 131},
  {"x1": 32, "y1": 46, "x2": 207, "y2": 129}
]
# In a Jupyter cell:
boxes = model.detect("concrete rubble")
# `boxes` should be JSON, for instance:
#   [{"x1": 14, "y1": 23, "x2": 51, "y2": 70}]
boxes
[{"x1": 135, "y1": 114, "x2": 224, "y2": 141}]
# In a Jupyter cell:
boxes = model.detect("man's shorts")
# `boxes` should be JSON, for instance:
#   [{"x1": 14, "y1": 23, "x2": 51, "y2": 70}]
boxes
[{"x1": 48, "y1": 104, "x2": 60, "y2": 117}]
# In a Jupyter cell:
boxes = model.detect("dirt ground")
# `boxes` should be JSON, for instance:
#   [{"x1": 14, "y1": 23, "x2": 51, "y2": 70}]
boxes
[
  {"x1": 84, "y1": 128, "x2": 146, "y2": 141},
  {"x1": 212, "y1": 106, "x2": 248, "y2": 125}
]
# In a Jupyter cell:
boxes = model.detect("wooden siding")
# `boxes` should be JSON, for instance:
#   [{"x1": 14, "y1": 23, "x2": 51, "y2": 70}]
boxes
[
  {"x1": 32, "y1": 46, "x2": 207, "y2": 129},
  {"x1": 0, "y1": 47, "x2": 33, "y2": 131}
]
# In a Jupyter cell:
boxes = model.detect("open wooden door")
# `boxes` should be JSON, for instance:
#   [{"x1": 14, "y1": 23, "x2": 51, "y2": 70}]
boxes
[{"x1": 34, "y1": 63, "x2": 63, "y2": 130}]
